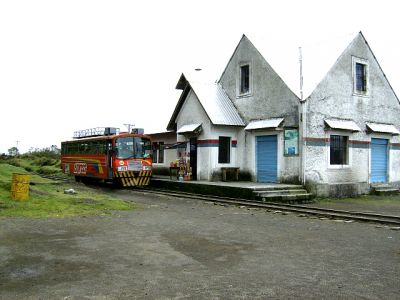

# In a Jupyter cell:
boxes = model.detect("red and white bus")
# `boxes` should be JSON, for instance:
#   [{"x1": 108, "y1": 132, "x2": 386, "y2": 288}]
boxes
[{"x1": 61, "y1": 127, "x2": 152, "y2": 187}]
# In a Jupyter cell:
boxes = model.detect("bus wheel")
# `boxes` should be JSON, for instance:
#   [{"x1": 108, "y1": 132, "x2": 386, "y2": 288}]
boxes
[
  {"x1": 113, "y1": 178, "x2": 123, "y2": 188},
  {"x1": 75, "y1": 176, "x2": 81, "y2": 182}
]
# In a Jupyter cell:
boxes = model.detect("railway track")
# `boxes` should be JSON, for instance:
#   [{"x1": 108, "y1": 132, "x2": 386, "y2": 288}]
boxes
[
  {"x1": 32, "y1": 173, "x2": 73, "y2": 183},
  {"x1": 31, "y1": 173, "x2": 400, "y2": 226},
  {"x1": 135, "y1": 187, "x2": 400, "y2": 227}
]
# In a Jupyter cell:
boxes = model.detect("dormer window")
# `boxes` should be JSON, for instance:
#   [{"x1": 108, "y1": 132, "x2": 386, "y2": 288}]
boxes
[
  {"x1": 240, "y1": 64, "x2": 250, "y2": 94},
  {"x1": 352, "y1": 57, "x2": 369, "y2": 96}
]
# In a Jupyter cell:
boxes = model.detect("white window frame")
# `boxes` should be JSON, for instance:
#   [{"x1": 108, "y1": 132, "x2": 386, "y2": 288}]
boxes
[
  {"x1": 352, "y1": 56, "x2": 369, "y2": 97},
  {"x1": 327, "y1": 131, "x2": 352, "y2": 169},
  {"x1": 237, "y1": 61, "x2": 252, "y2": 97}
]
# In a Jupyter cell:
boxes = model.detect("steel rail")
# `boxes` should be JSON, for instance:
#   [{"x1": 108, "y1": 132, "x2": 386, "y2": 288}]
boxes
[
  {"x1": 134, "y1": 187, "x2": 400, "y2": 226},
  {"x1": 31, "y1": 173, "x2": 400, "y2": 226}
]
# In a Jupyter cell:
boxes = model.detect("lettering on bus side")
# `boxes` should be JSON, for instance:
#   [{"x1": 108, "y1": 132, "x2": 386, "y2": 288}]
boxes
[{"x1": 73, "y1": 163, "x2": 87, "y2": 175}]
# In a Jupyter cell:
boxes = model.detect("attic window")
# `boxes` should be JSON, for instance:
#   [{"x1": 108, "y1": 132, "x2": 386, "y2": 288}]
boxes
[
  {"x1": 352, "y1": 57, "x2": 369, "y2": 96},
  {"x1": 355, "y1": 63, "x2": 367, "y2": 92},
  {"x1": 240, "y1": 64, "x2": 250, "y2": 94}
]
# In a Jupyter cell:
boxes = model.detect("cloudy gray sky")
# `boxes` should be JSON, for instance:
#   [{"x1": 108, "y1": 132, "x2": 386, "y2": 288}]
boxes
[{"x1": 1, "y1": 0, "x2": 399, "y2": 153}]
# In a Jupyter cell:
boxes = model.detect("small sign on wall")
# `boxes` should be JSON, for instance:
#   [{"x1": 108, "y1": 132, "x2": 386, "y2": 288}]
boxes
[{"x1": 284, "y1": 129, "x2": 299, "y2": 156}]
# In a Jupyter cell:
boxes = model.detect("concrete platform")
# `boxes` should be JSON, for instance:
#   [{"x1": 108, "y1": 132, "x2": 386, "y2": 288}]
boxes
[
  {"x1": 149, "y1": 176, "x2": 400, "y2": 215},
  {"x1": 150, "y1": 176, "x2": 306, "y2": 200}
]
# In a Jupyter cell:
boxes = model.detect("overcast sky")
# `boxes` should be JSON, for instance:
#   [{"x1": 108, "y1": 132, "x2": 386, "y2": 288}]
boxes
[{"x1": 1, "y1": 0, "x2": 399, "y2": 154}]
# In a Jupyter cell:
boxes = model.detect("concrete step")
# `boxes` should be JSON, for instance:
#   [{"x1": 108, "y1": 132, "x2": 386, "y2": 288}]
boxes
[
  {"x1": 373, "y1": 188, "x2": 399, "y2": 196},
  {"x1": 371, "y1": 183, "x2": 399, "y2": 196},
  {"x1": 258, "y1": 193, "x2": 314, "y2": 203},
  {"x1": 371, "y1": 183, "x2": 391, "y2": 188},
  {"x1": 252, "y1": 185, "x2": 304, "y2": 191},
  {"x1": 252, "y1": 184, "x2": 314, "y2": 203},
  {"x1": 254, "y1": 189, "x2": 309, "y2": 197}
]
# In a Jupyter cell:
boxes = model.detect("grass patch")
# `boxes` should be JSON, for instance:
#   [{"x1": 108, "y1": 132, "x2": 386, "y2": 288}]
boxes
[
  {"x1": 1, "y1": 154, "x2": 64, "y2": 177},
  {"x1": 0, "y1": 164, "x2": 135, "y2": 218}
]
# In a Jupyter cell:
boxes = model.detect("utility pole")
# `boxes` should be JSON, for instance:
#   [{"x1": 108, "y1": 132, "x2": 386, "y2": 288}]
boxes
[
  {"x1": 299, "y1": 47, "x2": 304, "y2": 101},
  {"x1": 15, "y1": 140, "x2": 20, "y2": 156},
  {"x1": 299, "y1": 46, "x2": 306, "y2": 185}
]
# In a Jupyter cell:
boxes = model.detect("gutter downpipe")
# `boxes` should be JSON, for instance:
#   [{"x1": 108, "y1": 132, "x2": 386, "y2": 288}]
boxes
[
  {"x1": 299, "y1": 47, "x2": 306, "y2": 186},
  {"x1": 301, "y1": 99, "x2": 307, "y2": 186}
]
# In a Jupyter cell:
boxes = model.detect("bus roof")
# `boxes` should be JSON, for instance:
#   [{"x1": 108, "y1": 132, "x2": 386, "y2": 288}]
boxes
[{"x1": 61, "y1": 133, "x2": 152, "y2": 144}]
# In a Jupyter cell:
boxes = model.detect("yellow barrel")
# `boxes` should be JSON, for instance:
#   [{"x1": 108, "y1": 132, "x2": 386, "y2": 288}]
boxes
[{"x1": 11, "y1": 173, "x2": 31, "y2": 201}]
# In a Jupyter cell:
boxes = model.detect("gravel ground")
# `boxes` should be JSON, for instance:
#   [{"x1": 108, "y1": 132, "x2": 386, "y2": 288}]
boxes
[{"x1": 0, "y1": 189, "x2": 399, "y2": 299}]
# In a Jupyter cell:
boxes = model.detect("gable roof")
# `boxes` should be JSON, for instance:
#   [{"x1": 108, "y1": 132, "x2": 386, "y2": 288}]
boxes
[
  {"x1": 244, "y1": 31, "x2": 399, "y2": 101},
  {"x1": 218, "y1": 34, "x2": 298, "y2": 98},
  {"x1": 167, "y1": 71, "x2": 245, "y2": 131},
  {"x1": 242, "y1": 32, "x2": 359, "y2": 99},
  {"x1": 167, "y1": 32, "x2": 399, "y2": 131},
  {"x1": 302, "y1": 31, "x2": 399, "y2": 103}
]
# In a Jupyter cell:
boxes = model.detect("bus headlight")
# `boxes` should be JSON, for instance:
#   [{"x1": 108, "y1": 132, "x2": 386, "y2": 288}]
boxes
[{"x1": 142, "y1": 166, "x2": 152, "y2": 171}]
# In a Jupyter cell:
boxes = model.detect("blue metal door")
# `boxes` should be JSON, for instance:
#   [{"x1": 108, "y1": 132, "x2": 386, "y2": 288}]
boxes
[
  {"x1": 371, "y1": 138, "x2": 388, "y2": 183},
  {"x1": 256, "y1": 135, "x2": 277, "y2": 182}
]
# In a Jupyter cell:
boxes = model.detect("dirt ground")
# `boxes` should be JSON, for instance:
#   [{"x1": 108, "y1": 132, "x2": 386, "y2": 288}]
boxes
[{"x1": 1, "y1": 189, "x2": 399, "y2": 299}]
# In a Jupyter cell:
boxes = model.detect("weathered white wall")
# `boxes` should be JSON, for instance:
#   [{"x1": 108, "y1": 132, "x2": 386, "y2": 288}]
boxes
[
  {"x1": 304, "y1": 33, "x2": 400, "y2": 196},
  {"x1": 176, "y1": 89, "x2": 212, "y2": 142},
  {"x1": 219, "y1": 35, "x2": 300, "y2": 127},
  {"x1": 236, "y1": 129, "x2": 300, "y2": 183},
  {"x1": 207, "y1": 125, "x2": 240, "y2": 180},
  {"x1": 175, "y1": 89, "x2": 212, "y2": 180},
  {"x1": 150, "y1": 133, "x2": 177, "y2": 165},
  {"x1": 218, "y1": 35, "x2": 301, "y2": 183}
]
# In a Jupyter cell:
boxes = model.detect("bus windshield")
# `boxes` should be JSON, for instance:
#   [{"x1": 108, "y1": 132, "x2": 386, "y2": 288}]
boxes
[{"x1": 115, "y1": 137, "x2": 151, "y2": 159}]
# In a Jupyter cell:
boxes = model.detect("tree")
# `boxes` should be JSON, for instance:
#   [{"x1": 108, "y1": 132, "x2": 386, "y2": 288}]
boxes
[
  {"x1": 50, "y1": 145, "x2": 61, "y2": 154},
  {"x1": 8, "y1": 147, "x2": 19, "y2": 156}
]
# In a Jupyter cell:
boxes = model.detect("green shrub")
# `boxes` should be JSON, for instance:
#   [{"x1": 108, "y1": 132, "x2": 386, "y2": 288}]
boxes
[
  {"x1": 38, "y1": 166, "x2": 58, "y2": 175},
  {"x1": 24, "y1": 166, "x2": 33, "y2": 172},
  {"x1": 8, "y1": 159, "x2": 21, "y2": 167},
  {"x1": 35, "y1": 157, "x2": 54, "y2": 167}
]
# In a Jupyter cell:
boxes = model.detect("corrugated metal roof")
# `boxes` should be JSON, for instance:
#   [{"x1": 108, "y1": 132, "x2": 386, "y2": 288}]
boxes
[
  {"x1": 244, "y1": 118, "x2": 284, "y2": 130},
  {"x1": 324, "y1": 119, "x2": 361, "y2": 132},
  {"x1": 177, "y1": 123, "x2": 202, "y2": 134},
  {"x1": 366, "y1": 122, "x2": 400, "y2": 135},
  {"x1": 184, "y1": 72, "x2": 245, "y2": 126}
]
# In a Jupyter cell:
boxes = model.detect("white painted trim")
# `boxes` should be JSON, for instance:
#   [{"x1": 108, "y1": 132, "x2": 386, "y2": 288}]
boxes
[
  {"x1": 326, "y1": 130, "x2": 352, "y2": 169},
  {"x1": 236, "y1": 60, "x2": 253, "y2": 98}
]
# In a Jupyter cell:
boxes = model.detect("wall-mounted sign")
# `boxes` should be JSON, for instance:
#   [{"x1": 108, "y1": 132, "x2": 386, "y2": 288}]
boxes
[{"x1": 284, "y1": 129, "x2": 299, "y2": 156}]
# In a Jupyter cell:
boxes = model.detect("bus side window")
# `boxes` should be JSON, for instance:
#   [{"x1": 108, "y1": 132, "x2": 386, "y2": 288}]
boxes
[
  {"x1": 88, "y1": 141, "x2": 96, "y2": 154},
  {"x1": 70, "y1": 143, "x2": 78, "y2": 155},
  {"x1": 102, "y1": 141, "x2": 108, "y2": 154}
]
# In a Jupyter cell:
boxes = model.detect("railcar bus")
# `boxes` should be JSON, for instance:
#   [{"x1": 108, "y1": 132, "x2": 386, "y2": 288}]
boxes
[{"x1": 61, "y1": 127, "x2": 152, "y2": 187}]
